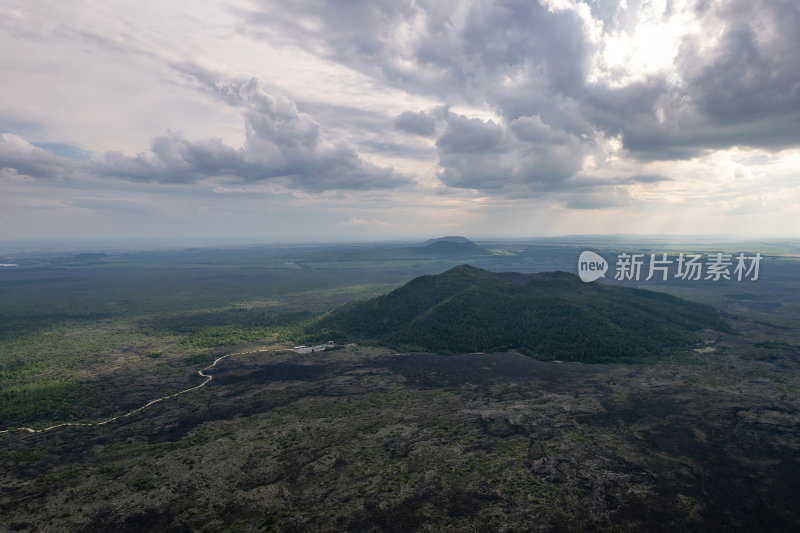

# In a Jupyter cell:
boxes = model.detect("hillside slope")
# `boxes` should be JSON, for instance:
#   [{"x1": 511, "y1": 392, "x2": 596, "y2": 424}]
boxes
[{"x1": 305, "y1": 265, "x2": 731, "y2": 363}]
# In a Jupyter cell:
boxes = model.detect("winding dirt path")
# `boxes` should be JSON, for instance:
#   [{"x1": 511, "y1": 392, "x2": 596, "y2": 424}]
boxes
[{"x1": 0, "y1": 347, "x2": 284, "y2": 436}]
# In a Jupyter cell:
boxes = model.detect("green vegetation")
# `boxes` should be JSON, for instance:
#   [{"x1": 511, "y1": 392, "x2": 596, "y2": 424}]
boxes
[
  {"x1": 305, "y1": 265, "x2": 732, "y2": 362},
  {"x1": 0, "y1": 242, "x2": 796, "y2": 428},
  {"x1": 0, "y1": 248, "x2": 407, "y2": 428},
  {"x1": 1, "y1": 242, "x2": 799, "y2": 531},
  {"x1": 0, "y1": 379, "x2": 82, "y2": 421}
]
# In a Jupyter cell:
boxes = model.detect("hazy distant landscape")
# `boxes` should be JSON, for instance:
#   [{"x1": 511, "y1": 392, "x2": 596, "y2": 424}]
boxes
[{"x1": 1, "y1": 237, "x2": 799, "y2": 531}]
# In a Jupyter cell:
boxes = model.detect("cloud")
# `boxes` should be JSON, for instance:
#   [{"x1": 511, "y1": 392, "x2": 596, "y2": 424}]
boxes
[
  {"x1": 436, "y1": 114, "x2": 506, "y2": 154},
  {"x1": 238, "y1": 0, "x2": 800, "y2": 168},
  {"x1": 680, "y1": 0, "x2": 800, "y2": 125},
  {"x1": 31, "y1": 142, "x2": 91, "y2": 161},
  {"x1": 0, "y1": 114, "x2": 43, "y2": 139},
  {"x1": 394, "y1": 110, "x2": 436, "y2": 136},
  {"x1": 583, "y1": 0, "x2": 800, "y2": 159},
  {"x1": 3, "y1": 73, "x2": 411, "y2": 193},
  {"x1": 340, "y1": 215, "x2": 393, "y2": 227},
  {"x1": 0, "y1": 134, "x2": 74, "y2": 179},
  {"x1": 627, "y1": 174, "x2": 671, "y2": 184},
  {"x1": 434, "y1": 110, "x2": 586, "y2": 195},
  {"x1": 558, "y1": 186, "x2": 633, "y2": 210},
  {"x1": 234, "y1": 1, "x2": 602, "y2": 197},
  {"x1": 4, "y1": 0, "x2": 800, "y2": 243},
  {"x1": 236, "y1": 0, "x2": 593, "y2": 101},
  {"x1": 180, "y1": 73, "x2": 411, "y2": 191}
]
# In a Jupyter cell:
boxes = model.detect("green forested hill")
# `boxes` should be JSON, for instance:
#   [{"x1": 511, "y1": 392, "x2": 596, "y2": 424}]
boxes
[{"x1": 304, "y1": 265, "x2": 731, "y2": 363}]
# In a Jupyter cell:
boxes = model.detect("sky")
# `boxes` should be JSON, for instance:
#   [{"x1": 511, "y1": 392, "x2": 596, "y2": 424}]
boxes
[{"x1": 1, "y1": 0, "x2": 799, "y2": 244}]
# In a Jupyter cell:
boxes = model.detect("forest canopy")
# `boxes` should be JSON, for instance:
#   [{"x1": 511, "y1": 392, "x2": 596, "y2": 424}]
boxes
[{"x1": 304, "y1": 265, "x2": 731, "y2": 363}]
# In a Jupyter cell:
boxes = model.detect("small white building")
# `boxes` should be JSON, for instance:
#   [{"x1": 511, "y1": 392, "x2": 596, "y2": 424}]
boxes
[{"x1": 292, "y1": 343, "x2": 331, "y2": 354}]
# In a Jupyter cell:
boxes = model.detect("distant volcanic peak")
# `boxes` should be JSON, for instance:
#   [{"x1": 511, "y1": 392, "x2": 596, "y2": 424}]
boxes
[
  {"x1": 424, "y1": 240, "x2": 478, "y2": 250},
  {"x1": 424, "y1": 236, "x2": 474, "y2": 245},
  {"x1": 422, "y1": 240, "x2": 487, "y2": 257}
]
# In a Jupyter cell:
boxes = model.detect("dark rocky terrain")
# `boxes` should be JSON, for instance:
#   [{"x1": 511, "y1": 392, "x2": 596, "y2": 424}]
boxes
[{"x1": 2, "y1": 333, "x2": 799, "y2": 532}]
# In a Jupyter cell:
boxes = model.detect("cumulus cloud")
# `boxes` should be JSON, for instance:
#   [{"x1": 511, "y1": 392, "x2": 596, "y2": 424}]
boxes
[
  {"x1": 583, "y1": 0, "x2": 800, "y2": 158},
  {"x1": 2, "y1": 74, "x2": 409, "y2": 192},
  {"x1": 434, "y1": 110, "x2": 586, "y2": 195},
  {"x1": 89, "y1": 74, "x2": 411, "y2": 192},
  {"x1": 680, "y1": 0, "x2": 800, "y2": 126},
  {"x1": 239, "y1": 0, "x2": 593, "y2": 103},
  {"x1": 394, "y1": 110, "x2": 437, "y2": 136},
  {"x1": 0, "y1": 134, "x2": 75, "y2": 179},
  {"x1": 234, "y1": 1, "x2": 600, "y2": 196},
  {"x1": 436, "y1": 114, "x2": 506, "y2": 154}
]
